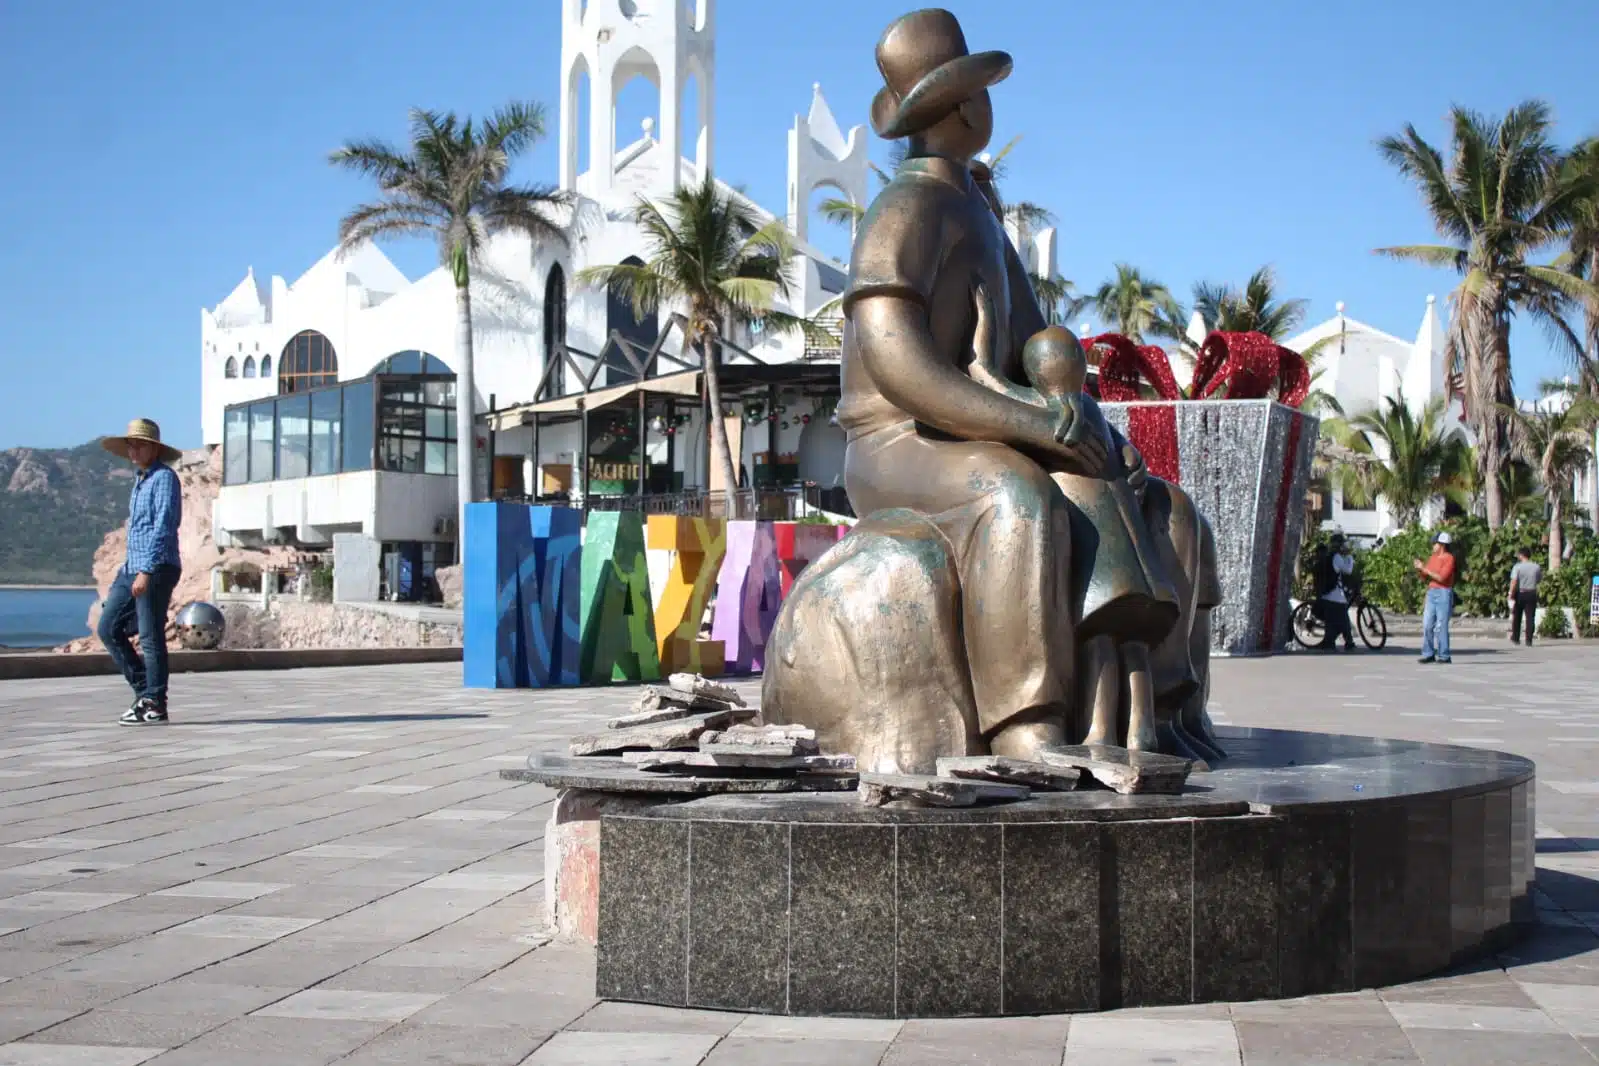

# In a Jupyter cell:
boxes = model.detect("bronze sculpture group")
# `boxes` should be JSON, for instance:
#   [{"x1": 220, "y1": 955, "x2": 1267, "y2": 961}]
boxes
[{"x1": 764, "y1": 8, "x2": 1223, "y2": 774}]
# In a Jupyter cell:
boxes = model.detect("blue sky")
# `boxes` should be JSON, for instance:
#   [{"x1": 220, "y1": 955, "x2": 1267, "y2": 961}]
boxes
[{"x1": 1, "y1": 0, "x2": 1595, "y2": 450}]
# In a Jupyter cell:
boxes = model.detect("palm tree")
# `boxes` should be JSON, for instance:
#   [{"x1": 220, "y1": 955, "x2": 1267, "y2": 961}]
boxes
[
  {"x1": 1375, "y1": 102, "x2": 1599, "y2": 529},
  {"x1": 1152, "y1": 266, "x2": 1321, "y2": 387},
  {"x1": 1558, "y1": 141, "x2": 1599, "y2": 525},
  {"x1": 1092, "y1": 264, "x2": 1172, "y2": 343},
  {"x1": 1503, "y1": 397, "x2": 1599, "y2": 569},
  {"x1": 331, "y1": 102, "x2": 570, "y2": 540},
  {"x1": 1560, "y1": 138, "x2": 1599, "y2": 371},
  {"x1": 1326, "y1": 391, "x2": 1471, "y2": 528},
  {"x1": 576, "y1": 175, "x2": 803, "y2": 512}
]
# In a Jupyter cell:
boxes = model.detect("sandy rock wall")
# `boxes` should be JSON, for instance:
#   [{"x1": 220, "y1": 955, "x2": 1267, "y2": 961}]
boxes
[
  {"x1": 218, "y1": 602, "x2": 460, "y2": 650},
  {"x1": 435, "y1": 565, "x2": 463, "y2": 610}
]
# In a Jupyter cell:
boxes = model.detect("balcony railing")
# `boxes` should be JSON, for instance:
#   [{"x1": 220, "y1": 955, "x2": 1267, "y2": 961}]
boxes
[{"x1": 492, "y1": 486, "x2": 841, "y2": 521}]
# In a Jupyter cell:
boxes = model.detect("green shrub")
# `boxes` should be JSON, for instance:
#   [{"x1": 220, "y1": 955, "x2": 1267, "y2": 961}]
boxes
[
  {"x1": 1538, "y1": 606, "x2": 1572, "y2": 639},
  {"x1": 309, "y1": 566, "x2": 334, "y2": 603},
  {"x1": 1357, "y1": 518, "x2": 1599, "y2": 619},
  {"x1": 1577, "y1": 617, "x2": 1599, "y2": 640}
]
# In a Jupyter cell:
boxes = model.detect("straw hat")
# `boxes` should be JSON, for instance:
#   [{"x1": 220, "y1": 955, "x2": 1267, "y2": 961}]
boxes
[
  {"x1": 869, "y1": 9, "x2": 1013, "y2": 140},
  {"x1": 101, "y1": 418, "x2": 182, "y2": 464}
]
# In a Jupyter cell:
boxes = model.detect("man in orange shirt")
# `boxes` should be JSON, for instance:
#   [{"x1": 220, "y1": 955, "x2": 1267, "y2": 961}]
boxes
[{"x1": 1414, "y1": 531, "x2": 1457, "y2": 664}]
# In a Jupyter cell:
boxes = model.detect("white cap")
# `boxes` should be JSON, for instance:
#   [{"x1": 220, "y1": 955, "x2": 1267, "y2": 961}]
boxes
[{"x1": 1435, "y1": 531, "x2": 1452, "y2": 545}]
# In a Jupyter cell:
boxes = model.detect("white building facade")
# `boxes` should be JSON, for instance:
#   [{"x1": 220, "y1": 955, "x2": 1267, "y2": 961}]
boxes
[
  {"x1": 204, "y1": 0, "x2": 1037, "y2": 597},
  {"x1": 1283, "y1": 296, "x2": 1468, "y2": 541}
]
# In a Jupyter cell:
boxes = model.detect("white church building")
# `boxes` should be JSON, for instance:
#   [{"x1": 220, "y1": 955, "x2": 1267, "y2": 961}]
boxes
[
  {"x1": 1283, "y1": 295, "x2": 1470, "y2": 542},
  {"x1": 198, "y1": 0, "x2": 1069, "y2": 598}
]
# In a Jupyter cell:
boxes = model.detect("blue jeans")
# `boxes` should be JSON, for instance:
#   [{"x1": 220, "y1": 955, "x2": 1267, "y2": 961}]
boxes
[
  {"x1": 97, "y1": 564, "x2": 181, "y2": 704},
  {"x1": 1421, "y1": 586, "x2": 1453, "y2": 661}
]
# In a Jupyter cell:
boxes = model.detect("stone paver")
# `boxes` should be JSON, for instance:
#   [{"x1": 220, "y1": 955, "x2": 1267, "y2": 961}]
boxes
[{"x1": 0, "y1": 638, "x2": 1598, "y2": 1063}]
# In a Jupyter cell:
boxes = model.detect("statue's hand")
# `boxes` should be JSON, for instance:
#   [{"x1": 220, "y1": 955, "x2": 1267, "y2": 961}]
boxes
[
  {"x1": 1123, "y1": 442, "x2": 1149, "y2": 491},
  {"x1": 1044, "y1": 396, "x2": 1111, "y2": 477}
]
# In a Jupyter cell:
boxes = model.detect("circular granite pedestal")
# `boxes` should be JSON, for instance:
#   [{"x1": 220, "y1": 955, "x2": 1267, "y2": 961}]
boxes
[{"x1": 592, "y1": 727, "x2": 1535, "y2": 1018}]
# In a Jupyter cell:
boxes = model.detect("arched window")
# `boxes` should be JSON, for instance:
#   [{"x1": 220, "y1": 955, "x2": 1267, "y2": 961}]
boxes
[
  {"x1": 543, "y1": 265, "x2": 567, "y2": 399},
  {"x1": 375, "y1": 350, "x2": 451, "y2": 375},
  {"x1": 278, "y1": 330, "x2": 339, "y2": 394},
  {"x1": 224, "y1": 357, "x2": 239, "y2": 379},
  {"x1": 260, "y1": 355, "x2": 272, "y2": 377},
  {"x1": 242, "y1": 356, "x2": 257, "y2": 378},
  {"x1": 605, "y1": 256, "x2": 656, "y2": 380}
]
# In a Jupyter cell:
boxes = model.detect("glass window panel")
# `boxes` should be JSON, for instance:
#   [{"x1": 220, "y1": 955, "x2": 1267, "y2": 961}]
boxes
[
  {"x1": 424, "y1": 381, "x2": 455, "y2": 407},
  {"x1": 422, "y1": 354, "x2": 450, "y2": 374},
  {"x1": 224, "y1": 408, "x2": 249, "y2": 485},
  {"x1": 277, "y1": 395, "x2": 310, "y2": 480},
  {"x1": 425, "y1": 407, "x2": 448, "y2": 439},
  {"x1": 311, "y1": 388, "x2": 342, "y2": 475},
  {"x1": 249, "y1": 402, "x2": 275, "y2": 482},
  {"x1": 445, "y1": 442, "x2": 458, "y2": 477},
  {"x1": 446, "y1": 409, "x2": 457, "y2": 438},
  {"x1": 396, "y1": 436, "x2": 422, "y2": 472},
  {"x1": 424, "y1": 440, "x2": 449, "y2": 475},
  {"x1": 342, "y1": 380, "x2": 374, "y2": 471}
]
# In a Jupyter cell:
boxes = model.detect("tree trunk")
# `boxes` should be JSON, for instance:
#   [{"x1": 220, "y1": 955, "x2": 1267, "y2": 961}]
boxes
[
  {"x1": 1481, "y1": 321, "x2": 1514, "y2": 531},
  {"x1": 1550, "y1": 492, "x2": 1564, "y2": 573},
  {"x1": 455, "y1": 281, "x2": 476, "y2": 551},
  {"x1": 701, "y1": 335, "x2": 739, "y2": 518}
]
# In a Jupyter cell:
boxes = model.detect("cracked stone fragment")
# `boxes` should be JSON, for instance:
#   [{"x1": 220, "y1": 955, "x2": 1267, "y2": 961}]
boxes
[
  {"x1": 936, "y1": 755, "x2": 1082, "y2": 791},
  {"x1": 1037, "y1": 744, "x2": 1193, "y2": 795},
  {"x1": 570, "y1": 709, "x2": 751, "y2": 757},
  {"x1": 698, "y1": 725, "x2": 819, "y2": 756},
  {"x1": 667, "y1": 673, "x2": 746, "y2": 707},
  {"x1": 623, "y1": 751, "x2": 857, "y2": 773},
  {"x1": 857, "y1": 772, "x2": 1030, "y2": 808}
]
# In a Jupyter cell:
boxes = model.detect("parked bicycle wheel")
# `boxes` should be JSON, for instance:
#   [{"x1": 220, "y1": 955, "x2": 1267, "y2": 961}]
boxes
[
  {"x1": 1357, "y1": 603, "x2": 1388, "y2": 650},
  {"x1": 1291, "y1": 601, "x2": 1325, "y2": 649}
]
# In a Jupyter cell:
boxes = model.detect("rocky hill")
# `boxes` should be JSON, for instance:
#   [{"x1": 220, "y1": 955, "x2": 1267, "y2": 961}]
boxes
[{"x1": 0, "y1": 440, "x2": 135, "y2": 584}]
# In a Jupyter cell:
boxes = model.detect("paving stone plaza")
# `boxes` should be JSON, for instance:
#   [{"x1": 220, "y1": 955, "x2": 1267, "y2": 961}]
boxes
[{"x1": 2, "y1": 639, "x2": 1599, "y2": 1065}]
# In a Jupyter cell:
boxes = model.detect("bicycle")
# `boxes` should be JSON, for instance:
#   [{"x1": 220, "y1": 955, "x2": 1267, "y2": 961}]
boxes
[{"x1": 1291, "y1": 590, "x2": 1388, "y2": 651}]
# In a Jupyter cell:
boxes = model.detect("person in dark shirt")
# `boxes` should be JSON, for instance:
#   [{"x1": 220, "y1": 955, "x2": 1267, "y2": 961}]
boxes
[
  {"x1": 1313, "y1": 534, "x2": 1356, "y2": 651},
  {"x1": 97, "y1": 419, "x2": 184, "y2": 724}
]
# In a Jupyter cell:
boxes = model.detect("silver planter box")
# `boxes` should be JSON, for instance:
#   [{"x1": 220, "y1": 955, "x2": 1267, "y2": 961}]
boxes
[{"x1": 1100, "y1": 399, "x2": 1318, "y2": 656}]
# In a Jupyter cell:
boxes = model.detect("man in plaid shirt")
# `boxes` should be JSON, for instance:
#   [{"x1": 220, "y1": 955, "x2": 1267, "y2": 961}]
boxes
[{"x1": 97, "y1": 419, "x2": 184, "y2": 724}]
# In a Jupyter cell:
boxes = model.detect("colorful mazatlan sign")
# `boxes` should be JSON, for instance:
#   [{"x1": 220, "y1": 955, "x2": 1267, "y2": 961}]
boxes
[{"x1": 463, "y1": 504, "x2": 851, "y2": 688}]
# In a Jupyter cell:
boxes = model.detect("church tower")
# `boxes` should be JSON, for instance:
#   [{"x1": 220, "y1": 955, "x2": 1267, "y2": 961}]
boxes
[
  {"x1": 786, "y1": 83, "x2": 868, "y2": 243},
  {"x1": 559, "y1": 0, "x2": 716, "y2": 194}
]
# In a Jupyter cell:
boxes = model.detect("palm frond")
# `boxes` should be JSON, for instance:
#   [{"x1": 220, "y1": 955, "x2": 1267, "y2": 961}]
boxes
[{"x1": 818, "y1": 196, "x2": 865, "y2": 226}]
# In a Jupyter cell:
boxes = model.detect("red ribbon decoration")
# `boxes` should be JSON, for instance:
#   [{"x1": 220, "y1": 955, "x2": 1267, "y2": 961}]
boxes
[
  {"x1": 1085, "y1": 331, "x2": 1311, "y2": 407},
  {"x1": 1086, "y1": 333, "x2": 1183, "y2": 402}
]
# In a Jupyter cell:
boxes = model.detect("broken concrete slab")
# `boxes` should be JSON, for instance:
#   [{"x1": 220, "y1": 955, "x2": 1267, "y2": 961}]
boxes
[
  {"x1": 667, "y1": 672, "x2": 746, "y2": 707},
  {"x1": 1037, "y1": 744, "x2": 1194, "y2": 795},
  {"x1": 936, "y1": 755, "x2": 1082, "y2": 791},
  {"x1": 857, "y1": 772, "x2": 1030, "y2": 808},
  {"x1": 571, "y1": 708, "x2": 752, "y2": 757},
  {"x1": 624, "y1": 751, "x2": 856, "y2": 774}
]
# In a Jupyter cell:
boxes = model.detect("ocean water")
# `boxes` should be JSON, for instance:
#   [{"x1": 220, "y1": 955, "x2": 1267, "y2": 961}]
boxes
[{"x1": 0, "y1": 587, "x2": 98, "y2": 648}]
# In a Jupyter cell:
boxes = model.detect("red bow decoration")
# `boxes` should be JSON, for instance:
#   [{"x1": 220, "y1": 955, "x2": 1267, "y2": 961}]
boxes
[{"x1": 1086, "y1": 331, "x2": 1311, "y2": 408}]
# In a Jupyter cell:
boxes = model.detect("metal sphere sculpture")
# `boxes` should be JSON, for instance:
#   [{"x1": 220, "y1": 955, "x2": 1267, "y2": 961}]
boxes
[{"x1": 174, "y1": 601, "x2": 226, "y2": 650}]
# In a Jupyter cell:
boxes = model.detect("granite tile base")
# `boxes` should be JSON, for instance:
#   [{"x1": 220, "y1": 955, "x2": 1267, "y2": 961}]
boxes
[{"x1": 593, "y1": 727, "x2": 1534, "y2": 1017}]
